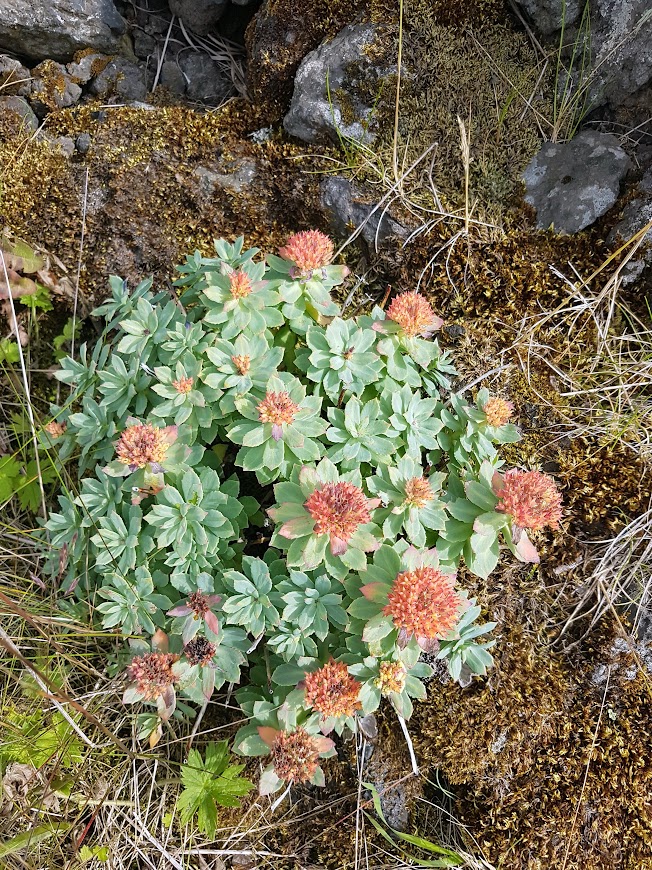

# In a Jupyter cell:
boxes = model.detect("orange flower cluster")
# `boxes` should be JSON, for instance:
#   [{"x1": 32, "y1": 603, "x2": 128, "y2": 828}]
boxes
[
  {"x1": 384, "y1": 566, "x2": 464, "y2": 641},
  {"x1": 279, "y1": 230, "x2": 334, "y2": 273},
  {"x1": 386, "y1": 291, "x2": 442, "y2": 338},
  {"x1": 257, "y1": 391, "x2": 300, "y2": 426},
  {"x1": 404, "y1": 476, "x2": 434, "y2": 508},
  {"x1": 495, "y1": 469, "x2": 562, "y2": 532},
  {"x1": 303, "y1": 660, "x2": 362, "y2": 718},
  {"x1": 127, "y1": 652, "x2": 179, "y2": 701},
  {"x1": 44, "y1": 420, "x2": 66, "y2": 437},
  {"x1": 229, "y1": 270, "x2": 253, "y2": 299},
  {"x1": 483, "y1": 396, "x2": 514, "y2": 427},
  {"x1": 271, "y1": 728, "x2": 322, "y2": 783},
  {"x1": 305, "y1": 482, "x2": 371, "y2": 544},
  {"x1": 231, "y1": 354, "x2": 251, "y2": 375},
  {"x1": 172, "y1": 376, "x2": 194, "y2": 394},
  {"x1": 116, "y1": 423, "x2": 171, "y2": 468}
]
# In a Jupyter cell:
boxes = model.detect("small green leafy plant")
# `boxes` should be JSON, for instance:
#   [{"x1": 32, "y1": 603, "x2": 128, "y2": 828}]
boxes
[
  {"x1": 42, "y1": 230, "x2": 564, "y2": 798},
  {"x1": 177, "y1": 741, "x2": 253, "y2": 838}
]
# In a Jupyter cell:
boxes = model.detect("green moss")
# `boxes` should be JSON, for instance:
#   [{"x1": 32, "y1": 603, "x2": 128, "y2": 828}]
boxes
[{"x1": 364, "y1": 0, "x2": 552, "y2": 220}]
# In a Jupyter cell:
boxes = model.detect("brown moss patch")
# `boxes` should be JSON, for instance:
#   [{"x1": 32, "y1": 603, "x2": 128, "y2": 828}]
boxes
[
  {"x1": 412, "y1": 612, "x2": 652, "y2": 869},
  {"x1": 0, "y1": 102, "x2": 338, "y2": 303}
]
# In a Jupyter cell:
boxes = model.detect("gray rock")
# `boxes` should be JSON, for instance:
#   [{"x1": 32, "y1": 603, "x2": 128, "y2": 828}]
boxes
[
  {"x1": 194, "y1": 159, "x2": 257, "y2": 196},
  {"x1": 321, "y1": 176, "x2": 408, "y2": 250},
  {"x1": 516, "y1": 0, "x2": 582, "y2": 34},
  {"x1": 284, "y1": 24, "x2": 391, "y2": 145},
  {"x1": 0, "y1": 96, "x2": 39, "y2": 133},
  {"x1": 230, "y1": 0, "x2": 257, "y2": 4},
  {"x1": 608, "y1": 168, "x2": 652, "y2": 283},
  {"x1": 67, "y1": 53, "x2": 108, "y2": 85},
  {"x1": 515, "y1": 0, "x2": 652, "y2": 108},
  {"x1": 30, "y1": 61, "x2": 82, "y2": 114},
  {"x1": 89, "y1": 58, "x2": 148, "y2": 102},
  {"x1": 0, "y1": 0, "x2": 127, "y2": 62},
  {"x1": 76, "y1": 132, "x2": 92, "y2": 154},
  {"x1": 522, "y1": 131, "x2": 631, "y2": 234},
  {"x1": 168, "y1": 0, "x2": 228, "y2": 35},
  {"x1": 178, "y1": 53, "x2": 233, "y2": 105},
  {"x1": 159, "y1": 61, "x2": 187, "y2": 95},
  {"x1": 51, "y1": 135, "x2": 76, "y2": 157},
  {"x1": 133, "y1": 30, "x2": 157, "y2": 60},
  {"x1": 0, "y1": 56, "x2": 31, "y2": 96}
]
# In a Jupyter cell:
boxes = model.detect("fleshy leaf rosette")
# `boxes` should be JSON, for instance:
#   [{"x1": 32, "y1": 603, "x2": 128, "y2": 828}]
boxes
[
  {"x1": 265, "y1": 230, "x2": 348, "y2": 334},
  {"x1": 167, "y1": 590, "x2": 222, "y2": 644},
  {"x1": 150, "y1": 351, "x2": 223, "y2": 430},
  {"x1": 201, "y1": 259, "x2": 283, "y2": 340},
  {"x1": 367, "y1": 292, "x2": 451, "y2": 390},
  {"x1": 441, "y1": 461, "x2": 563, "y2": 577},
  {"x1": 299, "y1": 318, "x2": 382, "y2": 402},
  {"x1": 204, "y1": 333, "x2": 283, "y2": 417},
  {"x1": 226, "y1": 372, "x2": 328, "y2": 484},
  {"x1": 348, "y1": 544, "x2": 468, "y2": 654},
  {"x1": 172, "y1": 626, "x2": 249, "y2": 702},
  {"x1": 367, "y1": 454, "x2": 447, "y2": 548},
  {"x1": 344, "y1": 638, "x2": 433, "y2": 720},
  {"x1": 438, "y1": 388, "x2": 520, "y2": 468},
  {"x1": 268, "y1": 457, "x2": 381, "y2": 578}
]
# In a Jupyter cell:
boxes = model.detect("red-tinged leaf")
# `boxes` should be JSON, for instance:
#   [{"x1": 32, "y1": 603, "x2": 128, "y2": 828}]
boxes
[
  {"x1": 330, "y1": 535, "x2": 348, "y2": 556},
  {"x1": 152, "y1": 628, "x2": 169, "y2": 652},
  {"x1": 514, "y1": 530, "x2": 540, "y2": 564},
  {"x1": 360, "y1": 581, "x2": 389, "y2": 603},
  {"x1": 314, "y1": 736, "x2": 335, "y2": 753},
  {"x1": 204, "y1": 609, "x2": 220, "y2": 637},
  {"x1": 167, "y1": 604, "x2": 191, "y2": 617},
  {"x1": 202, "y1": 666, "x2": 216, "y2": 700},
  {"x1": 492, "y1": 471, "x2": 503, "y2": 493},
  {"x1": 257, "y1": 726, "x2": 278, "y2": 748},
  {"x1": 279, "y1": 514, "x2": 314, "y2": 539}
]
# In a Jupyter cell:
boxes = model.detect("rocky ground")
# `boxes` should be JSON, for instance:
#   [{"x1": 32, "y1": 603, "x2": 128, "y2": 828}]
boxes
[{"x1": 0, "y1": 1, "x2": 651, "y2": 868}]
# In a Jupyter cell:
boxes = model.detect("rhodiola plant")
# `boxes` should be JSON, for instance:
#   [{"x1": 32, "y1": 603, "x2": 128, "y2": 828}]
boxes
[{"x1": 41, "y1": 231, "x2": 564, "y2": 800}]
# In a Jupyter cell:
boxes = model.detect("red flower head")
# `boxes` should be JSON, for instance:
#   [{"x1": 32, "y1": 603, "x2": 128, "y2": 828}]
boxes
[
  {"x1": 493, "y1": 469, "x2": 562, "y2": 532},
  {"x1": 376, "y1": 660, "x2": 407, "y2": 695},
  {"x1": 304, "y1": 481, "x2": 374, "y2": 555},
  {"x1": 278, "y1": 230, "x2": 334, "y2": 274},
  {"x1": 483, "y1": 396, "x2": 514, "y2": 427},
  {"x1": 403, "y1": 476, "x2": 434, "y2": 508},
  {"x1": 386, "y1": 292, "x2": 443, "y2": 338},
  {"x1": 44, "y1": 420, "x2": 66, "y2": 438},
  {"x1": 257, "y1": 391, "x2": 300, "y2": 441},
  {"x1": 384, "y1": 566, "x2": 465, "y2": 647},
  {"x1": 231, "y1": 354, "x2": 251, "y2": 376},
  {"x1": 115, "y1": 422, "x2": 176, "y2": 470},
  {"x1": 172, "y1": 376, "x2": 194, "y2": 394},
  {"x1": 303, "y1": 660, "x2": 362, "y2": 719},
  {"x1": 229, "y1": 270, "x2": 253, "y2": 299},
  {"x1": 126, "y1": 651, "x2": 179, "y2": 702}
]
